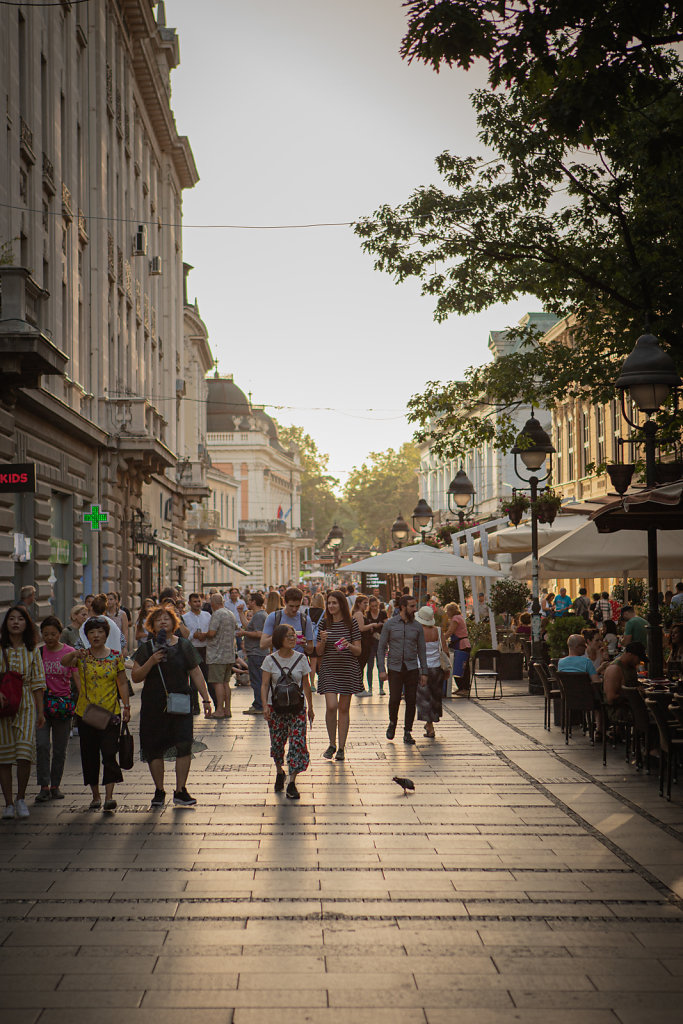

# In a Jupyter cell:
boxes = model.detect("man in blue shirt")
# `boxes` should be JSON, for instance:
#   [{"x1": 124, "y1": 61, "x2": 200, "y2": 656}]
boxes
[
  {"x1": 260, "y1": 587, "x2": 314, "y2": 656},
  {"x1": 554, "y1": 588, "x2": 573, "y2": 617},
  {"x1": 558, "y1": 634, "x2": 600, "y2": 682}
]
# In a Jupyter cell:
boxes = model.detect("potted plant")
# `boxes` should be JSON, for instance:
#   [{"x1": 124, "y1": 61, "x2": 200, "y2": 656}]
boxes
[
  {"x1": 488, "y1": 578, "x2": 531, "y2": 678},
  {"x1": 531, "y1": 488, "x2": 563, "y2": 525},
  {"x1": 498, "y1": 493, "x2": 530, "y2": 527},
  {"x1": 545, "y1": 614, "x2": 588, "y2": 659}
]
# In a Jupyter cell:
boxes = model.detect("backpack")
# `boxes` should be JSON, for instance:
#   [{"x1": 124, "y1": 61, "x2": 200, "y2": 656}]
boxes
[
  {"x1": 274, "y1": 608, "x2": 308, "y2": 642},
  {"x1": 270, "y1": 655, "x2": 304, "y2": 715}
]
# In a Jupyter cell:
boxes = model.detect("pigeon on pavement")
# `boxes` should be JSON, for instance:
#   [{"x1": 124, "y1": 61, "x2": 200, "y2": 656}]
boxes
[{"x1": 393, "y1": 776, "x2": 415, "y2": 795}]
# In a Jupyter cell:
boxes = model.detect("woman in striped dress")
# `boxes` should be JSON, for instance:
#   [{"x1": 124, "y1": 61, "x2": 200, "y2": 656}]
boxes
[
  {"x1": 0, "y1": 606, "x2": 46, "y2": 820},
  {"x1": 315, "y1": 590, "x2": 362, "y2": 762}
]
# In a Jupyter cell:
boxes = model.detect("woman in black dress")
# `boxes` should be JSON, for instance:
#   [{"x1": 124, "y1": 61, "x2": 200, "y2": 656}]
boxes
[
  {"x1": 363, "y1": 595, "x2": 387, "y2": 694},
  {"x1": 131, "y1": 605, "x2": 212, "y2": 808},
  {"x1": 315, "y1": 590, "x2": 362, "y2": 762}
]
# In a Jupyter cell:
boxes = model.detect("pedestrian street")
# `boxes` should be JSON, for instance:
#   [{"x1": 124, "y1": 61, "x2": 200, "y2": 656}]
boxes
[{"x1": 1, "y1": 682, "x2": 683, "y2": 1024}]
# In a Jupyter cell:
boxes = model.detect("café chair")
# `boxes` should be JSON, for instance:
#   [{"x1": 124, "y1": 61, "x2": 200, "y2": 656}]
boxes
[
  {"x1": 557, "y1": 671, "x2": 607, "y2": 766},
  {"x1": 471, "y1": 649, "x2": 503, "y2": 700},
  {"x1": 645, "y1": 698, "x2": 683, "y2": 801},
  {"x1": 621, "y1": 686, "x2": 656, "y2": 774},
  {"x1": 532, "y1": 661, "x2": 560, "y2": 732}
]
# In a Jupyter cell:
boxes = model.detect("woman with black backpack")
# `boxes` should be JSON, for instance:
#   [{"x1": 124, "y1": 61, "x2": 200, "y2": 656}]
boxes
[{"x1": 261, "y1": 623, "x2": 314, "y2": 799}]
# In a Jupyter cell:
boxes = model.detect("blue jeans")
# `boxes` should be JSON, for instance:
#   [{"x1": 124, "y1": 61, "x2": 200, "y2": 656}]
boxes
[{"x1": 247, "y1": 652, "x2": 266, "y2": 710}]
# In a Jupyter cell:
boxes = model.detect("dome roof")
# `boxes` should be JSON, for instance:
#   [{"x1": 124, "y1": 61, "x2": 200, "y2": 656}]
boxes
[{"x1": 206, "y1": 375, "x2": 251, "y2": 433}]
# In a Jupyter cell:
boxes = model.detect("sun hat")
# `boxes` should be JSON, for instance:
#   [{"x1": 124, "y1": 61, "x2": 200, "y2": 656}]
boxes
[{"x1": 415, "y1": 606, "x2": 435, "y2": 627}]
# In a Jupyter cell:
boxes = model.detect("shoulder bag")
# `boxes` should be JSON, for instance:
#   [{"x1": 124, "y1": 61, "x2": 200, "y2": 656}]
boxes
[
  {"x1": 81, "y1": 655, "x2": 116, "y2": 730},
  {"x1": 0, "y1": 649, "x2": 24, "y2": 719},
  {"x1": 148, "y1": 641, "x2": 191, "y2": 715},
  {"x1": 437, "y1": 628, "x2": 452, "y2": 674},
  {"x1": 118, "y1": 721, "x2": 134, "y2": 769}
]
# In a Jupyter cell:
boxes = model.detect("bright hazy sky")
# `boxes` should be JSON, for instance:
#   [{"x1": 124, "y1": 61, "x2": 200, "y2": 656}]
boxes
[{"x1": 165, "y1": 0, "x2": 533, "y2": 484}]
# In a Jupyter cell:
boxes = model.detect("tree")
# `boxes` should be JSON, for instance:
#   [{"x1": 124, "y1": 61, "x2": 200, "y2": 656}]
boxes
[
  {"x1": 400, "y1": 1, "x2": 683, "y2": 141},
  {"x1": 276, "y1": 423, "x2": 341, "y2": 544},
  {"x1": 343, "y1": 442, "x2": 420, "y2": 550},
  {"x1": 355, "y1": 70, "x2": 683, "y2": 459}
]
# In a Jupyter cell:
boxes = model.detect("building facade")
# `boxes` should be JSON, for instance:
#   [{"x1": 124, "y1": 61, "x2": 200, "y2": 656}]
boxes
[
  {"x1": 206, "y1": 375, "x2": 311, "y2": 587},
  {"x1": 0, "y1": 1, "x2": 206, "y2": 621},
  {"x1": 418, "y1": 313, "x2": 556, "y2": 523}
]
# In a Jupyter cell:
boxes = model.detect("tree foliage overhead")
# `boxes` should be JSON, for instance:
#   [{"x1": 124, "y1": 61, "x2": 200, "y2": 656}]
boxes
[
  {"x1": 342, "y1": 442, "x2": 420, "y2": 550},
  {"x1": 276, "y1": 423, "x2": 340, "y2": 544},
  {"x1": 353, "y1": 2, "x2": 683, "y2": 461}
]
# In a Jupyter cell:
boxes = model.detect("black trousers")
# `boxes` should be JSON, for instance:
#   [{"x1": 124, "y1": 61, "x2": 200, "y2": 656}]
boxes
[
  {"x1": 78, "y1": 717, "x2": 123, "y2": 787},
  {"x1": 388, "y1": 666, "x2": 420, "y2": 732}
]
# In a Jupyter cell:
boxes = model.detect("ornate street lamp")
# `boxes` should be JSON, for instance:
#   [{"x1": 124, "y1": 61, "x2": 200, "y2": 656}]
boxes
[
  {"x1": 614, "y1": 331, "x2": 681, "y2": 678},
  {"x1": 411, "y1": 498, "x2": 433, "y2": 543},
  {"x1": 447, "y1": 468, "x2": 475, "y2": 527},
  {"x1": 511, "y1": 411, "x2": 555, "y2": 693},
  {"x1": 391, "y1": 511, "x2": 410, "y2": 548},
  {"x1": 327, "y1": 523, "x2": 344, "y2": 549}
]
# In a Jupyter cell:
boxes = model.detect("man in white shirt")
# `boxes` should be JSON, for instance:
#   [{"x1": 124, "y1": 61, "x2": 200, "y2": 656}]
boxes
[
  {"x1": 183, "y1": 593, "x2": 212, "y2": 676},
  {"x1": 79, "y1": 595, "x2": 123, "y2": 652}
]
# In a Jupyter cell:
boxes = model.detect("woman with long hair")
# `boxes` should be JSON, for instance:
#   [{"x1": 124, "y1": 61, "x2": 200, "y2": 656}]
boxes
[
  {"x1": 0, "y1": 606, "x2": 46, "y2": 819},
  {"x1": 315, "y1": 590, "x2": 362, "y2": 762},
  {"x1": 352, "y1": 594, "x2": 374, "y2": 696},
  {"x1": 444, "y1": 602, "x2": 471, "y2": 697},
  {"x1": 308, "y1": 593, "x2": 325, "y2": 690},
  {"x1": 364, "y1": 595, "x2": 387, "y2": 695},
  {"x1": 136, "y1": 597, "x2": 157, "y2": 642},
  {"x1": 265, "y1": 591, "x2": 283, "y2": 615},
  {"x1": 62, "y1": 616, "x2": 130, "y2": 812},
  {"x1": 131, "y1": 604, "x2": 212, "y2": 808}
]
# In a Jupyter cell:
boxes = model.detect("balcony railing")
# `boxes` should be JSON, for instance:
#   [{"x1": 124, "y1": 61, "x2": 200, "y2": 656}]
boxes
[
  {"x1": 239, "y1": 518, "x2": 288, "y2": 535},
  {"x1": 186, "y1": 508, "x2": 221, "y2": 532}
]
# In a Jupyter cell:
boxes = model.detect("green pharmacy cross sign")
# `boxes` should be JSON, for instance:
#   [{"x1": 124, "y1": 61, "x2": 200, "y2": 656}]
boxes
[{"x1": 84, "y1": 504, "x2": 108, "y2": 531}]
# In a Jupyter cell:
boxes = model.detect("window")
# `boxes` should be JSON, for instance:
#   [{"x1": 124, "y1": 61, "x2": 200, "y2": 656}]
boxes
[
  {"x1": 554, "y1": 420, "x2": 563, "y2": 482},
  {"x1": 582, "y1": 410, "x2": 590, "y2": 475},
  {"x1": 611, "y1": 399, "x2": 621, "y2": 461},
  {"x1": 567, "y1": 417, "x2": 574, "y2": 482},
  {"x1": 596, "y1": 405, "x2": 605, "y2": 467}
]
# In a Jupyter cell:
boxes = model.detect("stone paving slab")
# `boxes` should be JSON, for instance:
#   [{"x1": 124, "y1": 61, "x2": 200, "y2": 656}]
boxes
[{"x1": 1, "y1": 684, "x2": 682, "y2": 1021}]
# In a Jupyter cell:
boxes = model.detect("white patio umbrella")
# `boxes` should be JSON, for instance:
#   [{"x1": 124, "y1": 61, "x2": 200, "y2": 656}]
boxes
[
  {"x1": 338, "y1": 542, "x2": 502, "y2": 578},
  {"x1": 478, "y1": 514, "x2": 588, "y2": 555},
  {"x1": 511, "y1": 520, "x2": 683, "y2": 579}
]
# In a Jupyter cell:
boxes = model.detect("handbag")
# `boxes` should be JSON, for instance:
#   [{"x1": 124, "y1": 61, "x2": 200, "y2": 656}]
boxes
[
  {"x1": 118, "y1": 721, "x2": 134, "y2": 770},
  {"x1": 437, "y1": 628, "x2": 452, "y2": 673},
  {"x1": 44, "y1": 691, "x2": 76, "y2": 719},
  {"x1": 0, "y1": 649, "x2": 24, "y2": 718},
  {"x1": 150, "y1": 642, "x2": 192, "y2": 715},
  {"x1": 80, "y1": 656, "x2": 115, "y2": 731}
]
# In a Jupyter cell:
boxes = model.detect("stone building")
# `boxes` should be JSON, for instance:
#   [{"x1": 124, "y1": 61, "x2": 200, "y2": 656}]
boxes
[
  {"x1": 418, "y1": 313, "x2": 556, "y2": 522},
  {"x1": 206, "y1": 375, "x2": 311, "y2": 587},
  {"x1": 0, "y1": 1, "x2": 206, "y2": 620}
]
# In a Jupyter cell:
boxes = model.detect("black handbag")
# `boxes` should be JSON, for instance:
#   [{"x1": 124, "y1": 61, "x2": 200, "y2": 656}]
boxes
[{"x1": 118, "y1": 721, "x2": 134, "y2": 770}]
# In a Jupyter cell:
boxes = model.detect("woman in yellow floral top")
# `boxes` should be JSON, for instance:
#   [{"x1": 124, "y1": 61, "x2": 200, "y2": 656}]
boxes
[
  {"x1": 62, "y1": 616, "x2": 130, "y2": 812},
  {"x1": 0, "y1": 605, "x2": 46, "y2": 820}
]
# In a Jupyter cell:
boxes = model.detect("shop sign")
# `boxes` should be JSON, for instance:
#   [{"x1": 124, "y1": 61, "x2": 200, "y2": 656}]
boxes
[
  {"x1": 49, "y1": 538, "x2": 71, "y2": 564},
  {"x1": 0, "y1": 463, "x2": 36, "y2": 492}
]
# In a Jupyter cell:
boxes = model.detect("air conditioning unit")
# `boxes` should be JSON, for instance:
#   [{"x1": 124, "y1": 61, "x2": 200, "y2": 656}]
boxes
[
  {"x1": 132, "y1": 224, "x2": 147, "y2": 256},
  {"x1": 149, "y1": 255, "x2": 162, "y2": 275}
]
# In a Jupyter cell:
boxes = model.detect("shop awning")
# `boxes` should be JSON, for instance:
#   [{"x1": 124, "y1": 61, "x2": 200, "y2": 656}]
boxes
[
  {"x1": 155, "y1": 537, "x2": 209, "y2": 564},
  {"x1": 202, "y1": 546, "x2": 251, "y2": 577}
]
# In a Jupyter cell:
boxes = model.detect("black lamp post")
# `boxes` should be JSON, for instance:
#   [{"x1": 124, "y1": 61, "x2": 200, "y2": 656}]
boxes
[
  {"x1": 391, "y1": 511, "x2": 410, "y2": 549},
  {"x1": 614, "y1": 332, "x2": 681, "y2": 679},
  {"x1": 511, "y1": 411, "x2": 555, "y2": 692},
  {"x1": 411, "y1": 499, "x2": 433, "y2": 606},
  {"x1": 327, "y1": 522, "x2": 344, "y2": 569},
  {"x1": 447, "y1": 468, "x2": 475, "y2": 527}
]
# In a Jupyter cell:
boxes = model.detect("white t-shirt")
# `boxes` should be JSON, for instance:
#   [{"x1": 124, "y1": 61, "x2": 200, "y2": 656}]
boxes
[{"x1": 262, "y1": 652, "x2": 311, "y2": 701}]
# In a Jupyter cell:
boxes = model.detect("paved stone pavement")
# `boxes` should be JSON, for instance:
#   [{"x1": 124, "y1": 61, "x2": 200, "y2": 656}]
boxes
[{"x1": 1, "y1": 680, "x2": 683, "y2": 1024}]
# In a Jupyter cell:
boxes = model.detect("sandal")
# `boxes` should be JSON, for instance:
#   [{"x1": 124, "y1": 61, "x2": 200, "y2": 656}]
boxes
[{"x1": 89, "y1": 798, "x2": 102, "y2": 810}]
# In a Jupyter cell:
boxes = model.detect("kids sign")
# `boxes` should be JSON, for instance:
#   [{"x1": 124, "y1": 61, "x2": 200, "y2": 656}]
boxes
[{"x1": 0, "y1": 463, "x2": 36, "y2": 493}]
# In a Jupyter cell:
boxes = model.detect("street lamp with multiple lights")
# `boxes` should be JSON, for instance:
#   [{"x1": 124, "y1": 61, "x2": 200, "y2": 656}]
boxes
[
  {"x1": 447, "y1": 468, "x2": 475, "y2": 527},
  {"x1": 511, "y1": 411, "x2": 555, "y2": 692},
  {"x1": 613, "y1": 332, "x2": 681, "y2": 679},
  {"x1": 411, "y1": 498, "x2": 433, "y2": 606}
]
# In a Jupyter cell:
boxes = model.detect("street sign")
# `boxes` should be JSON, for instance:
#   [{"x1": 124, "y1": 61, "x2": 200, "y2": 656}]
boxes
[{"x1": 0, "y1": 463, "x2": 35, "y2": 492}]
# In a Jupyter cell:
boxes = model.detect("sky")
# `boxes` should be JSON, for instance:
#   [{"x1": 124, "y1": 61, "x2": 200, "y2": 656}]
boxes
[{"x1": 165, "y1": 0, "x2": 533, "y2": 485}]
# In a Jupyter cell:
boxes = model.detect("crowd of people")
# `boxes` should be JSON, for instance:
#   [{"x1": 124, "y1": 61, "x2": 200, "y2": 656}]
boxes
[{"x1": 1, "y1": 578, "x2": 681, "y2": 815}]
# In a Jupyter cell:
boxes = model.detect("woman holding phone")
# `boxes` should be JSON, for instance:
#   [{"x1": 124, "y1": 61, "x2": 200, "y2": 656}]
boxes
[{"x1": 315, "y1": 590, "x2": 362, "y2": 762}]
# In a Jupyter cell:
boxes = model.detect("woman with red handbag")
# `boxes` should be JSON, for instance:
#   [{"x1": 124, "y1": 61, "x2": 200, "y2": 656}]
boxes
[
  {"x1": 0, "y1": 606, "x2": 46, "y2": 820},
  {"x1": 34, "y1": 616, "x2": 78, "y2": 804}
]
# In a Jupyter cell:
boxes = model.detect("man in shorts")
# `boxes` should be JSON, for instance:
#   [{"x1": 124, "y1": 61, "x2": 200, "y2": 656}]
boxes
[{"x1": 204, "y1": 593, "x2": 238, "y2": 718}]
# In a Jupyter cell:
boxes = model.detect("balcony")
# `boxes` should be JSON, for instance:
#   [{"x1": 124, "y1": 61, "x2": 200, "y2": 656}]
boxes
[
  {"x1": 42, "y1": 153, "x2": 56, "y2": 196},
  {"x1": 61, "y1": 182, "x2": 73, "y2": 222},
  {"x1": 0, "y1": 267, "x2": 68, "y2": 392},
  {"x1": 239, "y1": 518, "x2": 288, "y2": 540},
  {"x1": 107, "y1": 396, "x2": 174, "y2": 478},
  {"x1": 19, "y1": 118, "x2": 36, "y2": 165},
  {"x1": 186, "y1": 507, "x2": 220, "y2": 541},
  {"x1": 177, "y1": 459, "x2": 211, "y2": 501}
]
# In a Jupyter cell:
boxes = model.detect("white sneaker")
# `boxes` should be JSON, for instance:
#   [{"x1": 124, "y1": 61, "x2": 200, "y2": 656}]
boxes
[
  {"x1": 2, "y1": 804, "x2": 15, "y2": 820},
  {"x1": 15, "y1": 798, "x2": 29, "y2": 819}
]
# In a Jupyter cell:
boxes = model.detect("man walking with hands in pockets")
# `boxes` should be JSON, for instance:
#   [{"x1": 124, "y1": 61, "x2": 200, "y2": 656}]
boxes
[{"x1": 378, "y1": 596, "x2": 428, "y2": 746}]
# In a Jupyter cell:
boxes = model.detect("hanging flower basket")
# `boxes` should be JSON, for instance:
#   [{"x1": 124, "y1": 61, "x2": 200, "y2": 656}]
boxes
[
  {"x1": 498, "y1": 494, "x2": 530, "y2": 527},
  {"x1": 531, "y1": 490, "x2": 563, "y2": 525}
]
